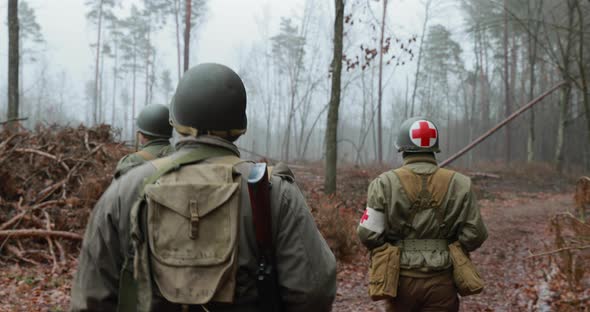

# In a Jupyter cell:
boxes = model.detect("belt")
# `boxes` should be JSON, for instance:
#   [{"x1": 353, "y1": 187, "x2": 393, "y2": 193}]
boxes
[
  {"x1": 398, "y1": 239, "x2": 448, "y2": 251},
  {"x1": 400, "y1": 267, "x2": 453, "y2": 278}
]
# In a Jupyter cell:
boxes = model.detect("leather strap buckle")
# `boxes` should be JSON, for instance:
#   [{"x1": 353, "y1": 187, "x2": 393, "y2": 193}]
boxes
[{"x1": 189, "y1": 200, "x2": 199, "y2": 239}]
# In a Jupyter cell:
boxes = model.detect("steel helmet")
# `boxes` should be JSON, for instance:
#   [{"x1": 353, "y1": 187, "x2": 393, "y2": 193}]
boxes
[
  {"x1": 136, "y1": 104, "x2": 173, "y2": 138},
  {"x1": 395, "y1": 117, "x2": 441, "y2": 153},
  {"x1": 170, "y1": 63, "x2": 247, "y2": 139}
]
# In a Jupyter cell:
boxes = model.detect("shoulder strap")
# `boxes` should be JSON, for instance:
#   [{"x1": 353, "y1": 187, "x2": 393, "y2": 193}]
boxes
[
  {"x1": 135, "y1": 149, "x2": 156, "y2": 161},
  {"x1": 430, "y1": 168, "x2": 455, "y2": 237},
  {"x1": 140, "y1": 146, "x2": 236, "y2": 197},
  {"x1": 393, "y1": 166, "x2": 455, "y2": 238},
  {"x1": 393, "y1": 167, "x2": 421, "y2": 202}
]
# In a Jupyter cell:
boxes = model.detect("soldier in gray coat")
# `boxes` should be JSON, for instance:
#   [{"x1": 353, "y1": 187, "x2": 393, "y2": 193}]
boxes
[{"x1": 70, "y1": 63, "x2": 337, "y2": 312}]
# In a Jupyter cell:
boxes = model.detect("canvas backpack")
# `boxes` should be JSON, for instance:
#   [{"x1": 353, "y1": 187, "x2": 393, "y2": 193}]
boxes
[{"x1": 121, "y1": 146, "x2": 246, "y2": 312}]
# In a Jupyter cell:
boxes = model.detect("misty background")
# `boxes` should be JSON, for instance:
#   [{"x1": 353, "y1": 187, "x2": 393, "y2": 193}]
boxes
[{"x1": 1, "y1": 0, "x2": 588, "y2": 171}]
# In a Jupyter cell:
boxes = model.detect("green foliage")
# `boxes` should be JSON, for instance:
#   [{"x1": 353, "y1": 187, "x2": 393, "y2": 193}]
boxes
[
  {"x1": 18, "y1": 1, "x2": 44, "y2": 45},
  {"x1": 417, "y1": 24, "x2": 464, "y2": 117},
  {"x1": 119, "y1": 5, "x2": 149, "y2": 73},
  {"x1": 18, "y1": 1, "x2": 45, "y2": 63},
  {"x1": 271, "y1": 18, "x2": 306, "y2": 77},
  {"x1": 84, "y1": 0, "x2": 117, "y2": 23},
  {"x1": 422, "y1": 25, "x2": 464, "y2": 81},
  {"x1": 157, "y1": 0, "x2": 208, "y2": 29}
]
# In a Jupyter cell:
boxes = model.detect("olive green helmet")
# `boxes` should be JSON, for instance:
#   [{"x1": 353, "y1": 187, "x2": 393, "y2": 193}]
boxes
[
  {"x1": 170, "y1": 63, "x2": 247, "y2": 139},
  {"x1": 395, "y1": 117, "x2": 441, "y2": 153},
  {"x1": 136, "y1": 104, "x2": 173, "y2": 138}
]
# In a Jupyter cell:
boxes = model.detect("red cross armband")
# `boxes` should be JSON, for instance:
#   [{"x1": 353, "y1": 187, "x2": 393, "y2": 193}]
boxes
[{"x1": 359, "y1": 207, "x2": 385, "y2": 234}]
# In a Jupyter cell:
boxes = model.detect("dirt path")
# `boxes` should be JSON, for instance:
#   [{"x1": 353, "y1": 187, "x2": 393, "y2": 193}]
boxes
[
  {"x1": 332, "y1": 191, "x2": 574, "y2": 312},
  {"x1": 0, "y1": 183, "x2": 575, "y2": 311}
]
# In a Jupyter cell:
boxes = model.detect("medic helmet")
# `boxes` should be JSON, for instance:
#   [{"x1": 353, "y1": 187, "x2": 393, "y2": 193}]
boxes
[{"x1": 395, "y1": 117, "x2": 441, "y2": 153}]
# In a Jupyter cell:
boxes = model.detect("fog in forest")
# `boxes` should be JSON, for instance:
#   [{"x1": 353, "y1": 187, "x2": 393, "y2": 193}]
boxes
[{"x1": 1, "y1": 0, "x2": 588, "y2": 171}]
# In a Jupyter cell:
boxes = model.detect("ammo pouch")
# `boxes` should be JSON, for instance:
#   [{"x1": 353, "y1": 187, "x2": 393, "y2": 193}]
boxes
[
  {"x1": 129, "y1": 147, "x2": 243, "y2": 311},
  {"x1": 448, "y1": 241, "x2": 484, "y2": 296},
  {"x1": 368, "y1": 243, "x2": 401, "y2": 301}
]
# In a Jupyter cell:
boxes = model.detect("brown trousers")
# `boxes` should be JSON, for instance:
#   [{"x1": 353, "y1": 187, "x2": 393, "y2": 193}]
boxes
[{"x1": 385, "y1": 272, "x2": 459, "y2": 312}]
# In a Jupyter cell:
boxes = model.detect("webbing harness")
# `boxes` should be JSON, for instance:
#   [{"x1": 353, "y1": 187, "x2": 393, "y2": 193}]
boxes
[
  {"x1": 135, "y1": 149, "x2": 156, "y2": 161},
  {"x1": 393, "y1": 166, "x2": 455, "y2": 250}
]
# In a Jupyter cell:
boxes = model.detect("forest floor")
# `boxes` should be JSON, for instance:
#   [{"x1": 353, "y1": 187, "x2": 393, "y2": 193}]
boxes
[
  {"x1": 332, "y1": 190, "x2": 582, "y2": 312},
  {"x1": 0, "y1": 126, "x2": 588, "y2": 311}
]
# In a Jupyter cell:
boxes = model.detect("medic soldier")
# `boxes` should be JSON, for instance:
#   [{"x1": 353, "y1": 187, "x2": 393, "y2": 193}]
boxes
[
  {"x1": 70, "y1": 63, "x2": 336, "y2": 312},
  {"x1": 114, "y1": 104, "x2": 173, "y2": 178},
  {"x1": 357, "y1": 117, "x2": 488, "y2": 311}
]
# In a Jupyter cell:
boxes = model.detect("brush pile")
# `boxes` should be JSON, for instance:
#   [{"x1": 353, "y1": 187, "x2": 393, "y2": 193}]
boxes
[{"x1": 0, "y1": 124, "x2": 129, "y2": 272}]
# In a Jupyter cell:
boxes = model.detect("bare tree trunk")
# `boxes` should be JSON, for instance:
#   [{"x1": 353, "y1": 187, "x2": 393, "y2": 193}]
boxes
[
  {"x1": 7, "y1": 0, "x2": 19, "y2": 130},
  {"x1": 93, "y1": 0, "x2": 105, "y2": 125},
  {"x1": 403, "y1": 75, "x2": 409, "y2": 119},
  {"x1": 132, "y1": 52, "x2": 137, "y2": 136},
  {"x1": 555, "y1": 85, "x2": 570, "y2": 171},
  {"x1": 324, "y1": 0, "x2": 344, "y2": 194},
  {"x1": 302, "y1": 103, "x2": 329, "y2": 160},
  {"x1": 264, "y1": 43, "x2": 272, "y2": 157},
  {"x1": 509, "y1": 33, "x2": 518, "y2": 160},
  {"x1": 174, "y1": 0, "x2": 182, "y2": 81},
  {"x1": 376, "y1": 0, "x2": 388, "y2": 164},
  {"x1": 503, "y1": 0, "x2": 511, "y2": 163},
  {"x1": 576, "y1": 2, "x2": 590, "y2": 159},
  {"x1": 183, "y1": 0, "x2": 191, "y2": 72},
  {"x1": 112, "y1": 40, "x2": 118, "y2": 126},
  {"x1": 410, "y1": 0, "x2": 431, "y2": 118},
  {"x1": 99, "y1": 46, "x2": 106, "y2": 124},
  {"x1": 554, "y1": 0, "x2": 576, "y2": 171},
  {"x1": 149, "y1": 51, "x2": 156, "y2": 106},
  {"x1": 145, "y1": 26, "x2": 151, "y2": 107},
  {"x1": 527, "y1": 0, "x2": 543, "y2": 162},
  {"x1": 283, "y1": 92, "x2": 294, "y2": 162}
]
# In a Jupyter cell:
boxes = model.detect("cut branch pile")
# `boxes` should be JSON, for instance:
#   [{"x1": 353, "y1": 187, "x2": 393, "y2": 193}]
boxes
[{"x1": 0, "y1": 124, "x2": 129, "y2": 270}]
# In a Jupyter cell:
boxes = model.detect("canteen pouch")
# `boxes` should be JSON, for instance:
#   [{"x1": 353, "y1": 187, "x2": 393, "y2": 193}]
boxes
[
  {"x1": 448, "y1": 241, "x2": 484, "y2": 296},
  {"x1": 368, "y1": 243, "x2": 401, "y2": 301}
]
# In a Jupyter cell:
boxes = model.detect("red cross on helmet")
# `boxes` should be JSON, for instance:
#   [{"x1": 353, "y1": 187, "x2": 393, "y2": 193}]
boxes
[{"x1": 395, "y1": 117, "x2": 441, "y2": 153}]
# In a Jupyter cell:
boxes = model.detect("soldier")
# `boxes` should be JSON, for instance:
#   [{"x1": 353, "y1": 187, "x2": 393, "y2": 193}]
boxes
[
  {"x1": 114, "y1": 104, "x2": 173, "y2": 178},
  {"x1": 357, "y1": 117, "x2": 488, "y2": 312},
  {"x1": 70, "y1": 63, "x2": 336, "y2": 312}
]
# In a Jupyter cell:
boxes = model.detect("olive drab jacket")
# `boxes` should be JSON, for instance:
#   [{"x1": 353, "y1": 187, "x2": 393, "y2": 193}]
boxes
[
  {"x1": 114, "y1": 139, "x2": 172, "y2": 178},
  {"x1": 70, "y1": 135, "x2": 337, "y2": 312},
  {"x1": 357, "y1": 154, "x2": 487, "y2": 273}
]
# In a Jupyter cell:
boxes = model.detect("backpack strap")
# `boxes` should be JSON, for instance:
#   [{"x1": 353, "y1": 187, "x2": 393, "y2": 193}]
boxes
[
  {"x1": 430, "y1": 168, "x2": 455, "y2": 236},
  {"x1": 393, "y1": 166, "x2": 455, "y2": 238},
  {"x1": 118, "y1": 145, "x2": 238, "y2": 312},
  {"x1": 135, "y1": 149, "x2": 156, "y2": 161},
  {"x1": 139, "y1": 146, "x2": 237, "y2": 197}
]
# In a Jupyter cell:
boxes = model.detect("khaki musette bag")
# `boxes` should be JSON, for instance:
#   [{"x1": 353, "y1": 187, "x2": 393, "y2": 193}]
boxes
[
  {"x1": 129, "y1": 147, "x2": 244, "y2": 311},
  {"x1": 368, "y1": 243, "x2": 401, "y2": 301},
  {"x1": 448, "y1": 241, "x2": 484, "y2": 296}
]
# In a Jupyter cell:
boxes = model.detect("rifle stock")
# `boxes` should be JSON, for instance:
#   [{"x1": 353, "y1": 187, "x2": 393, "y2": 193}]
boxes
[{"x1": 248, "y1": 163, "x2": 282, "y2": 312}]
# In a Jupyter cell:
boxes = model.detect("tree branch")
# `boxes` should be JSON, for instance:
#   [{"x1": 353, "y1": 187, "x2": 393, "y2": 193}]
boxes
[
  {"x1": 0, "y1": 229, "x2": 83, "y2": 241},
  {"x1": 526, "y1": 244, "x2": 590, "y2": 259}
]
